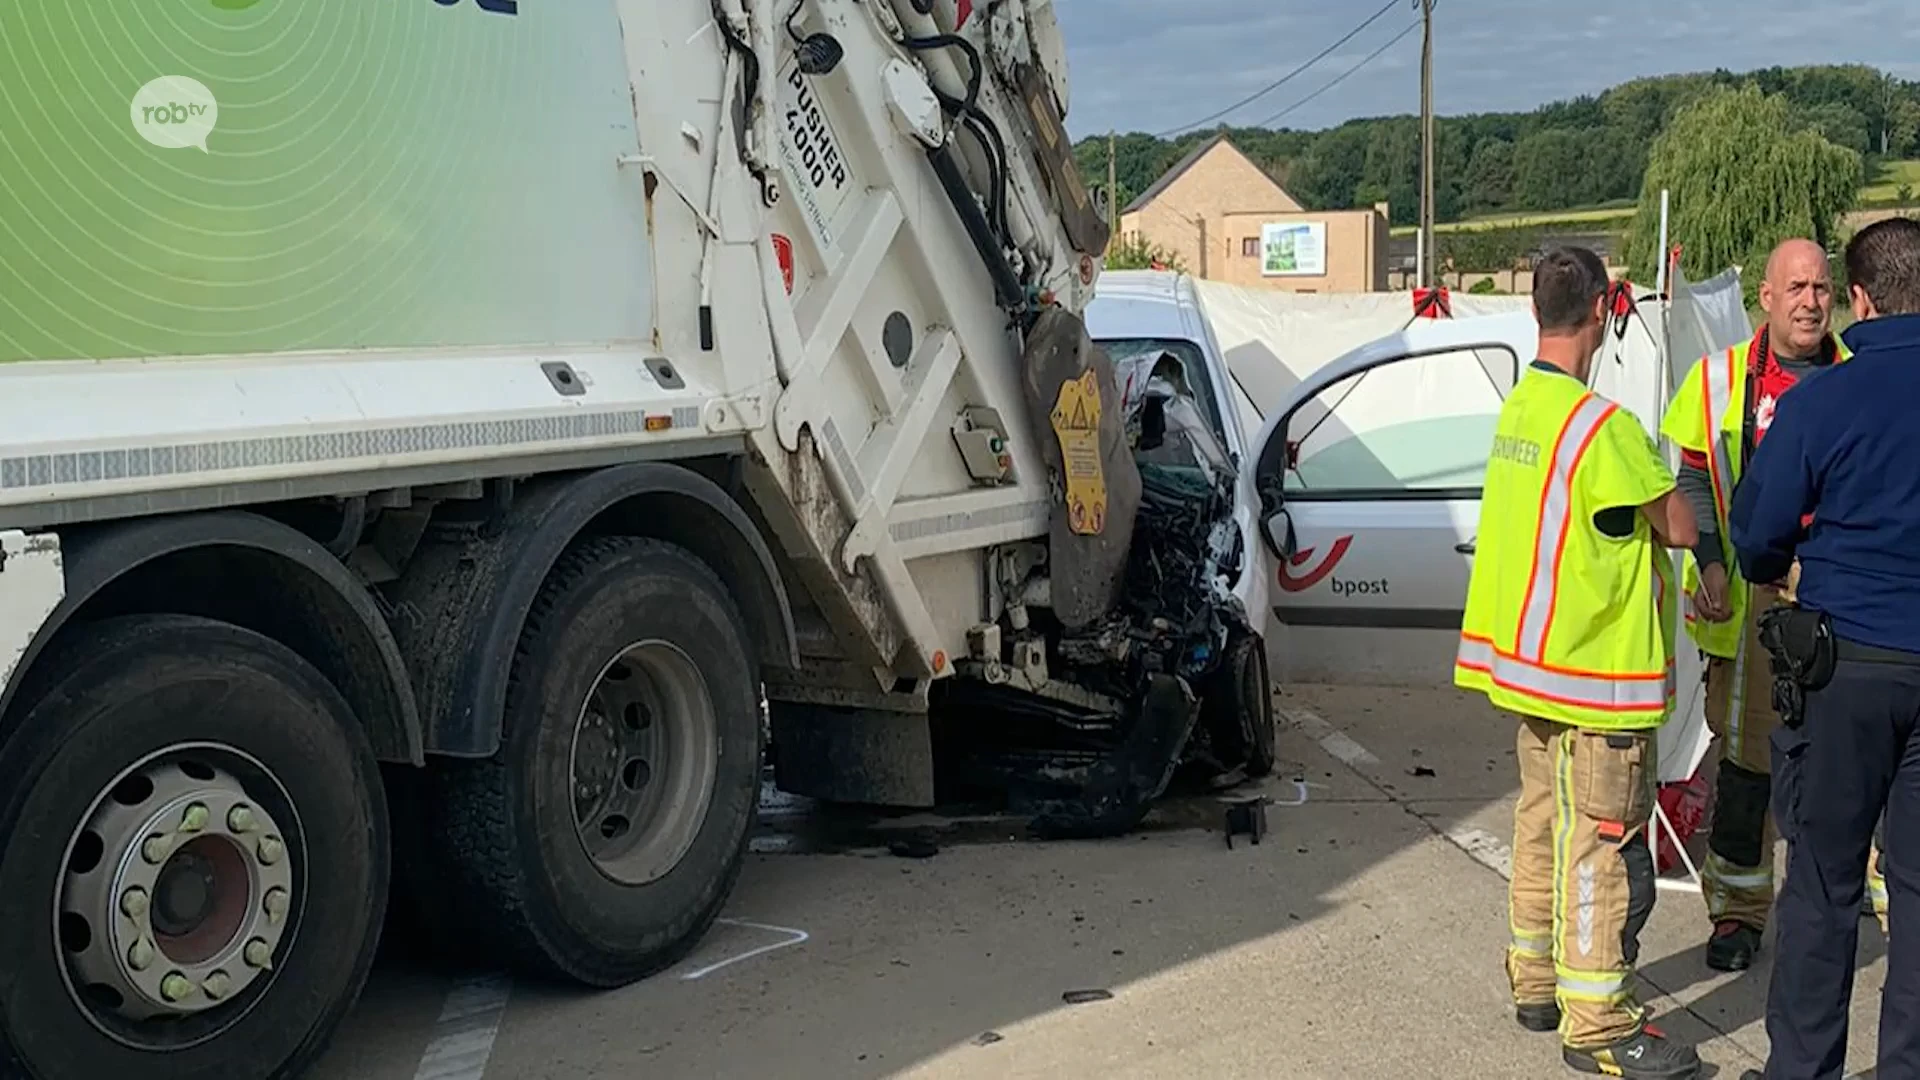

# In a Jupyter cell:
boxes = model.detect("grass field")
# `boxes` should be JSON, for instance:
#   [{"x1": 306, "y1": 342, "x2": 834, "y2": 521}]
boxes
[
  {"x1": 1384, "y1": 160, "x2": 1920, "y2": 238},
  {"x1": 1860, "y1": 158, "x2": 1920, "y2": 205},
  {"x1": 1389, "y1": 205, "x2": 1635, "y2": 238}
]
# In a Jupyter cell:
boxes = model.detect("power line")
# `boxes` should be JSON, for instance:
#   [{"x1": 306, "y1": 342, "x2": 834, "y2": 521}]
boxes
[
  {"x1": 1250, "y1": 6, "x2": 1432, "y2": 129},
  {"x1": 1151, "y1": 0, "x2": 1402, "y2": 138}
]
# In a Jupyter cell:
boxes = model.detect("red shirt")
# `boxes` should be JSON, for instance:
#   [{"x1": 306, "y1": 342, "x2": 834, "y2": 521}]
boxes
[
  {"x1": 1679, "y1": 332, "x2": 1823, "y2": 470},
  {"x1": 1680, "y1": 330, "x2": 1833, "y2": 534}
]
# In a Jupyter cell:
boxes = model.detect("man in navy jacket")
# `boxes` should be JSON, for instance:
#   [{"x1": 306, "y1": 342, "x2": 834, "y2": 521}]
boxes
[{"x1": 1731, "y1": 215, "x2": 1920, "y2": 1080}]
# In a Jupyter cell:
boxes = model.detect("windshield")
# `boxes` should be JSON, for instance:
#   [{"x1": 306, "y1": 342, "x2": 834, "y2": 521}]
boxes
[{"x1": 1095, "y1": 338, "x2": 1228, "y2": 444}]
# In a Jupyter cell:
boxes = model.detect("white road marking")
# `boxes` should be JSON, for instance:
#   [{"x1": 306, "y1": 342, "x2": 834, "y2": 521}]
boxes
[
  {"x1": 679, "y1": 919, "x2": 810, "y2": 981},
  {"x1": 1281, "y1": 707, "x2": 1519, "y2": 880},
  {"x1": 1283, "y1": 708, "x2": 1381, "y2": 767},
  {"x1": 1442, "y1": 825, "x2": 1515, "y2": 880},
  {"x1": 412, "y1": 974, "x2": 512, "y2": 1080}
]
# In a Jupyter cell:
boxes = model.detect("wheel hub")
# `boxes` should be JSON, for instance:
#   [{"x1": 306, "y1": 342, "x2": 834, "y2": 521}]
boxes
[
  {"x1": 566, "y1": 641, "x2": 720, "y2": 886},
  {"x1": 153, "y1": 848, "x2": 217, "y2": 936},
  {"x1": 58, "y1": 754, "x2": 297, "y2": 1030}
]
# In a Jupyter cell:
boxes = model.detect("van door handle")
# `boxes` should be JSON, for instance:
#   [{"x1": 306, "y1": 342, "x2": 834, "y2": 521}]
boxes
[{"x1": 1455, "y1": 540, "x2": 1477, "y2": 555}]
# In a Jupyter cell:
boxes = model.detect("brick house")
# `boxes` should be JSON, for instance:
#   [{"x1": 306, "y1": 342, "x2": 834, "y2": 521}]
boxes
[{"x1": 1118, "y1": 135, "x2": 1389, "y2": 294}]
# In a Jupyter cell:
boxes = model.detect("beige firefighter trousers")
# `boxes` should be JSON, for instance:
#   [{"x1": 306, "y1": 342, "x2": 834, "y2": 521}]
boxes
[
  {"x1": 1508, "y1": 716, "x2": 1659, "y2": 1050},
  {"x1": 1698, "y1": 571, "x2": 1889, "y2": 933},
  {"x1": 1700, "y1": 590, "x2": 1783, "y2": 930}
]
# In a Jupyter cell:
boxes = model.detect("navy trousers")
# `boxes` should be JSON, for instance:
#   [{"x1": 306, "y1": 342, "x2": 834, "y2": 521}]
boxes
[{"x1": 1765, "y1": 656, "x2": 1920, "y2": 1079}]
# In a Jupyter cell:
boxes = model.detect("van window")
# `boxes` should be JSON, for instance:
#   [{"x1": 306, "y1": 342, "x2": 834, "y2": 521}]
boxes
[{"x1": 1283, "y1": 345, "x2": 1520, "y2": 496}]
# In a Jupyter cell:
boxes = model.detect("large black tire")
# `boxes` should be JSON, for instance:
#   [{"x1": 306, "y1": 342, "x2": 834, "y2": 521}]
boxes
[
  {"x1": 408, "y1": 537, "x2": 762, "y2": 987},
  {"x1": 0, "y1": 614, "x2": 388, "y2": 1080},
  {"x1": 1200, "y1": 632, "x2": 1277, "y2": 779}
]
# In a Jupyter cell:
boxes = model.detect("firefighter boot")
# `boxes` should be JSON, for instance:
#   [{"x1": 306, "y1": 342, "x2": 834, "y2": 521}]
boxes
[
  {"x1": 1706, "y1": 920, "x2": 1762, "y2": 972},
  {"x1": 1516, "y1": 1001, "x2": 1560, "y2": 1033},
  {"x1": 1562, "y1": 1022, "x2": 1703, "y2": 1080}
]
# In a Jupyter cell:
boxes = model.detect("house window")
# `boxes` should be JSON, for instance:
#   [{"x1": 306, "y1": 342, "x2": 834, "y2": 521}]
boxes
[{"x1": 1241, "y1": 237, "x2": 1259, "y2": 257}]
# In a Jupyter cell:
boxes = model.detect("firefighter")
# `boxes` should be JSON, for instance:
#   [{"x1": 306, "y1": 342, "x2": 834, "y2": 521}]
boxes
[
  {"x1": 1658, "y1": 237, "x2": 1856, "y2": 971},
  {"x1": 1456, "y1": 246, "x2": 1702, "y2": 1079}
]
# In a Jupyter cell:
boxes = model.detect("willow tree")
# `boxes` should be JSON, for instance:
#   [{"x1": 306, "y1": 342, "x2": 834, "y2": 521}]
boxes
[{"x1": 1624, "y1": 84, "x2": 1863, "y2": 307}]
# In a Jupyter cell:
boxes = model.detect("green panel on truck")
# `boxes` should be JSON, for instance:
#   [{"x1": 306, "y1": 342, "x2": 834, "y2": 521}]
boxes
[{"x1": 0, "y1": 0, "x2": 653, "y2": 363}]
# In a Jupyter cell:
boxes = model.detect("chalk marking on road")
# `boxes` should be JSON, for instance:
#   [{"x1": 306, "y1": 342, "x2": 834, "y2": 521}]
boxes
[
  {"x1": 1271, "y1": 779, "x2": 1319, "y2": 806},
  {"x1": 1443, "y1": 825, "x2": 1515, "y2": 880},
  {"x1": 1283, "y1": 708, "x2": 1380, "y2": 767},
  {"x1": 679, "y1": 918, "x2": 810, "y2": 980},
  {"x1": 412, "y1": 973, "x2": 512, "y2": 1080}
]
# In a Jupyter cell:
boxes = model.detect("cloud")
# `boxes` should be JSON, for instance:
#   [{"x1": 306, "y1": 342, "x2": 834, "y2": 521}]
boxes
[{"x1": 1056, "y1": 0, "x2": 1920, "y2": 138}]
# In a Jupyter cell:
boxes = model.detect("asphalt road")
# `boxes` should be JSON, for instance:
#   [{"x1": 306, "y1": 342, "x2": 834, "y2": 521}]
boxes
[{"x1": 312, "y1": 683, "x2": 1890, "y2": 1080}]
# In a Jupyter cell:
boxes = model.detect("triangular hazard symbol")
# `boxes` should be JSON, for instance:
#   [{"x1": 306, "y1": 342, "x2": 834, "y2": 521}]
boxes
[{"x1": 1068, "y1": 397, "x2": 1090, "y2": 429}]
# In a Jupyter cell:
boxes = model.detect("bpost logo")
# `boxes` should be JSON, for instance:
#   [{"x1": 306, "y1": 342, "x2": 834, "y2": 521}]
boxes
[
  {"x1": 131, "y1": 77, "x2": 218, "y2": 152},
  {"x1": 1277, "y1": 535, "x2": 1353, "y2": 593},
  {"x1": 1276, "y1": 535, "x2": 1392, "y2": 597}
]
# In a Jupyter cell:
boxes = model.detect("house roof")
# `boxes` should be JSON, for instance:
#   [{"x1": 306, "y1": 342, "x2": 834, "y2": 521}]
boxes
[{"x1": 1122, "y1": 133, "x2": 1230, "y2": 215}]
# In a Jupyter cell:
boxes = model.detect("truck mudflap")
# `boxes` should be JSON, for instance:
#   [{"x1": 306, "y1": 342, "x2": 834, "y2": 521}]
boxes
[{"x1": 1020, "y1": 307, "x2": 1141, "y2": 631}]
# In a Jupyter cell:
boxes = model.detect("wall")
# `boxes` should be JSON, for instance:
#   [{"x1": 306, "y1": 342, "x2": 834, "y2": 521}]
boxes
[{"x1": 1217, "y1": 209, "x2": 1388, "y2": 293}]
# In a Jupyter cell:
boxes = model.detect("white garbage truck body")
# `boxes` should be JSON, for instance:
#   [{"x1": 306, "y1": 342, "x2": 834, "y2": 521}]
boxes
[{"x1": 0, "y1": 2, "x2": 1270, "y2": 1076}]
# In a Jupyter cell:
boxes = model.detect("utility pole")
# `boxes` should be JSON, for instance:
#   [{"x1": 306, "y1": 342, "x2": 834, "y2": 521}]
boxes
[
  {"x1": 1418, "y1": 0, "x2": 1435, "y2": 290},
  {"x1": 1107, "y1": 130, "x2": 1118, "y2": 250}
]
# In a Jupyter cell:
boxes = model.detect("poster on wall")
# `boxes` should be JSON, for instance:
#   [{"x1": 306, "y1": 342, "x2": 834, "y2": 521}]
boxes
[{"x1": 1261, "y1": 221, "x2": 1327, "y2": 277}]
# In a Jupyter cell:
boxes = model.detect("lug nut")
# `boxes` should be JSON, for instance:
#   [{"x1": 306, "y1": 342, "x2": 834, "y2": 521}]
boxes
[
  {"x1": 263, "y1": 888, "x2": 289, "y2": 924},
  {"x1": 141, "y1": 835, "x2": 171, "y2": 864},
  {"x1": 127, "y1": 937, "x2": 156, "y2": 972},
  {"x1": 160, "y1": 973, "x2": 194, "y2": 1002},
  {"x1": 202, "y1": 970, "x2": 232, "y2": 1000},
  {"x1": 121, "y1": 886, "x2": 150, "y2": 919},
  {"x1": 227, "y1": 805, "x2": 256, "y2": 833},
  {"x1": 256, "y1": 835, "x2": 283, "y2": 866},
  {"x1": 244, "y1": 938, "x2": 273, "y2": 969},
  {"x1": 179, "y1": 803, "x2": 209, "y2": 832}
]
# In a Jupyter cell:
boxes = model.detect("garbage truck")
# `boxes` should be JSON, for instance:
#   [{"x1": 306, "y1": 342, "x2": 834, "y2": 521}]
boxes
[{"x1": 0, "y1": 1, "x2": 1271, "y2": 1076}]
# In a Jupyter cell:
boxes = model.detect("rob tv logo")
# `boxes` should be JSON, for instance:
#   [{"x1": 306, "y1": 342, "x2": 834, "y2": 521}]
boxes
[{"x1": 130, "y1": 76, "x2": 218, "y2": 152}]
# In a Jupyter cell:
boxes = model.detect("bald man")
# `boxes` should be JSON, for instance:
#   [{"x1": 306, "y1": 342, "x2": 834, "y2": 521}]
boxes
[{"x1": 1661, "y1": 237, "x2": 1852, "y2": 972}]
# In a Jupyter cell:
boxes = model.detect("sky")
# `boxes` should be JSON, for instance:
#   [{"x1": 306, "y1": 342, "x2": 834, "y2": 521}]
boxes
[{"x1": 1055, "y1": 0, "x2": 1920, "y2": 140}]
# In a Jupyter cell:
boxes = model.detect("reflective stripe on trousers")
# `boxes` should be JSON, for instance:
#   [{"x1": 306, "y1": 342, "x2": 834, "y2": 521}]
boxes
[
  {"x1": 1704, "y1": 849, "x2": 1771, "y2": 891},
  {"x1": 1512, "y1": 927, "x2": 1552, "y2": 958}
]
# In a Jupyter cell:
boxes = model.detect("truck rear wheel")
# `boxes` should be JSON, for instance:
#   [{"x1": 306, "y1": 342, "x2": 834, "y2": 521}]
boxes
[
  {"x1": 422, "y1": 537, "x2": 761, "y2": 986},
  {"x1": 0, "y1": 614, "x2": 388, "y2": 1080}
]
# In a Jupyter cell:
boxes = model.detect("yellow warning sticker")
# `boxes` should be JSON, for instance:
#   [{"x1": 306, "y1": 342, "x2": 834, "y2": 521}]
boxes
[{"x1": 1050, "y1": 370, "x2": 1107, "y2": 536}]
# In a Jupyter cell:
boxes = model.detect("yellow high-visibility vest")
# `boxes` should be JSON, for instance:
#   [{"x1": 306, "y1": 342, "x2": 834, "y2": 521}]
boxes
[
  {"x1": 1659, "y1": 331, "x2": 1849, "y2": 659},
  {"x1": 1455, "y1": 364, "x2": 1679, "y2": 729}
]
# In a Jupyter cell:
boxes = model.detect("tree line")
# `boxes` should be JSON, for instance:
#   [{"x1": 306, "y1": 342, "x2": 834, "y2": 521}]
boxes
[{"x1": 1076, "y1": 64, "x2": 1919, "y2": 229}]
